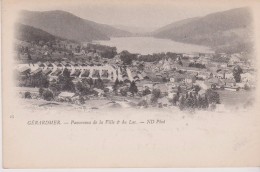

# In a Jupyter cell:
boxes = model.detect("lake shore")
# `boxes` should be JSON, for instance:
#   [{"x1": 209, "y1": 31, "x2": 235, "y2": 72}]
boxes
[{"x1": 92, "y1": 37, "x2": 214, "y2": 55}]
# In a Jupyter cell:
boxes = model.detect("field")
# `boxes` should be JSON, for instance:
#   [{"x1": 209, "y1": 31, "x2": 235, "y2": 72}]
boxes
[{"x1": 217, "y1": 90, "x2": 255, "y2": 108}]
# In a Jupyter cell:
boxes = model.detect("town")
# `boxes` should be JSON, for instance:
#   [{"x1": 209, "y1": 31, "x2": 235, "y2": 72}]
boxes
[{"x1": 14, "y1": 39, "x2": 256, "y2": 111}]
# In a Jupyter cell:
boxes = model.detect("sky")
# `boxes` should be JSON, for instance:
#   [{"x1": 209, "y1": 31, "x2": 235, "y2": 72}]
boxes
[{"x1": 19, "y1": 0, "x2": 247, "y2": 31}]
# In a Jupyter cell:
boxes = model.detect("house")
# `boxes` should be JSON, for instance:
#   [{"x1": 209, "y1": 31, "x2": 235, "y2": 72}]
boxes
[
  {"x1": 19, "y1": 53, "x2": 31, "y2": 60},
  {"x1": 141, "y1": 72, "x2": 149, "y2": 80},
  {"x1": 93, "y1": 61, "x2": 102, "y2": 66},
  {"x1": 154, "y1": 84, "x2": 168, "y2": 95},
  {"x1": 45, "y1": 61, "x2": 53, "y2": 68},
  {"x1": 51, "y1": 69, "x2": 62, "y2": 76},
  {"x1": 132, "y1": 72, "x2": 139, "y2": 80},
  {"x1": 80, "y1": 61, "x2": 87, "y2": 66},
  {"x1": 195, "y1": 80, "x2": 209, "y2": 90},
  {"x1": 73, "y1": 50, "x2": 86, "y2": 56},
  {"x1": 54, "y1": 61, "x2": 63, "y2": 68},
  {"x1": 185, "y1": 75, "x2": 196, "y2": 84},
  {"x1": 92, "y1": 69, "x2": 100, "y2": 78},
  {"x1": 137, "y1": 73, "x2": 144, "y2": 80},
  {"x1": 214, "y1": 70, "x2": 225, "y2": 79},
  {"x1": 80, "y1": 69, "x2": 90, "y2": 78},
  {"x1": 170, "y1": 72, "x2": 191, "y2": 83},
  {"x1": 71, "y1": 69, "x2": 81, "y2": 77},
  {"x1": 77, "y1": 61, "x2": 83, "y2": 66},
  {"x1": 43, "y1": 68, "x2": 52, "y2": 76},
  {"x1": 19, "y1": 66, "x2": 31, "y2": 76},
  {"x1": 31, "y1": 68, "x2": 42, "y2": 76},
  {"x1": 205, "y1": 78, "x2": 224, "y2": 89},
  {"x1": 224, "y1": 71, "x2": 233, "y2": 79},
  {"x1": 135, "y1": 80, "x2": 154, "y2": 91},
  {"x1": 101, "y1": 70, "x2": 109, "y2": 78},
  {"x1": 84, "y1": 61, "x2": 91, "y2": 66},
  {"x1": 224, "y1": 78, "x2": 236, "y2": 87},
  {"x1": 61, "y1": 61, "x2": 71, "y2": 67},
  {"x1": 72, "y1": 78, "x2": 81, "y2": 84},
  {"x1": 37, "y1": 62, "x2": 45, "y2": 68},
  {"x1": 105, "y1": 86, "x2": 113, "y2": 93},
  {"x1": 70, "y1": 61, "x2": 76, "y2": 66},
  {"x1": 228, "y1": 55, "x2": 241, "y2": 67}
]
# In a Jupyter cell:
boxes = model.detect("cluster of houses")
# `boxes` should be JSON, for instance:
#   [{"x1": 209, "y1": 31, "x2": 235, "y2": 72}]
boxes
[
  {"x1": 17, "y1": 60, "x2": 120, "y2": 82},
  {"x1": 15, "y1": 48, "x2": 255, "y2": 108},
  {"x1": 126, "y1": 53, "x2": 255, "y2": 99}
]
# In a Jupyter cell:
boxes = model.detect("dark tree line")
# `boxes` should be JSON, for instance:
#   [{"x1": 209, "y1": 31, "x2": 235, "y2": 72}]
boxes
[
  {"x1": 188, "y1": 62, "x2": 206, "y2": 69},
  {"x1": 172, "y1": 88, "x2": 220, "y2": 111}
]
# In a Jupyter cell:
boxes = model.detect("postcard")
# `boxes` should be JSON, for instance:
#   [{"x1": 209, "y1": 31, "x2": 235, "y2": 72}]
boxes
[{"x1": 2, "y1": 0, "x2": 260, "y2": 168}]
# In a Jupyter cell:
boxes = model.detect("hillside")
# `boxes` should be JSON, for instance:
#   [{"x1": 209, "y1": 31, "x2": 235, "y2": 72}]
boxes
[
  {"x1": 18, "y1": 10, "x2": 131, "y2": 42},
  {"x1": 153, "y1": 7, "x2": 253, "y2": 53},
  {"x1": 113, "y1": 25, "x2": 158, "y2": 34},
  {"x1": 15, "y1": 23, "x2": 63, "y2": 42}
]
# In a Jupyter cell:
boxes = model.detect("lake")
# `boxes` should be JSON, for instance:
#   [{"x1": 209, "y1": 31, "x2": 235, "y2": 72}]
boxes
[{"x1": 93, "y1": 37, "x2": 214, "y2": 55}]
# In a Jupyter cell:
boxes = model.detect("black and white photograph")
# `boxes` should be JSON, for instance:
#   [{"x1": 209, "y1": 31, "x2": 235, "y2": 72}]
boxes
[{"x1": 2, "y1": 0, "x2": 260, "y2": 168}]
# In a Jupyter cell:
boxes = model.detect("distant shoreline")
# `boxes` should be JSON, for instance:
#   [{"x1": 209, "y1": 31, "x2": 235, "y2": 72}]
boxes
[{"x1": 91, "y1": 36, "x2": 214, "y2": 55}]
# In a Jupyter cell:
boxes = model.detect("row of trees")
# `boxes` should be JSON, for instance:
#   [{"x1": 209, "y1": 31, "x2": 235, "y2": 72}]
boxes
[
  {"x1": 188, "y1": 62, "x2": 206, "y2": 69},
  {"x1": 137, "y1": 52, "x2": 180, "y2": 62},
  {"x1": 112, "y1": 78, "x2": 138, "y2": 96},
  {"x1": 175, "y1": 89, "x2": 220, "y2": 111}
]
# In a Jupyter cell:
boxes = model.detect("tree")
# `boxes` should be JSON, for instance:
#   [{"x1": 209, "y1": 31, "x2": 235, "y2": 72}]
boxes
[
  {"x1": 120, "y1": 88, "x2": 128, "y2": 96},
  {"x1": 114, "y1": 78, "x2": 119, "y2": 88},
  {"x1": 137, "y1": 100, "x2": 148, "y2": 108},
  {"x1": 38, "y1": 73, "x2": 49, "y2": 88},
  {"x1": 177, "y1": 86, "x2": 181, "y2": 93},
  {"x1": 113, "y1": 78, "x2": 120, "y2": 95},
  {"x1": 197, "y1": 95, "x2": 203, "y2": 109},
  {"x1": 142, "y1": 88, "x2": 151, "y2": 96},
  {"x1": 120, "y1": 50, "x2": 135, "y2": 65},
  {"x1": 184, "y1": 97, "x2": 193, "y2": 110},
  {"x1": 94, "y1": 78, "x2": 104, "y2": 89},
  {"x1": 39, "y1": 87, "x2": 44, "y2": 97},
  {"x1": 179, "y1": 95, "x2": 185, "y2": 110},
  {"x1": 137, "y1": 63, "x2": 144, "y2": 71},
  {"x1": 172, "y1": 93, "x2": 180, "y2": 106},
  {"x1": 205, "y1": 89, "x2": 220, "y2": 104},
  {"x1": 42, "y1": 90, "x2": 53, "y2": 101},
  {"x1": 202, "y1": 96, "x2": 209, "y2": 109},
  {"x1": 75, "y1": 81, "x2": 90, "y2": 96},
  {"x1": 193, "y1": 85, "x2": 201, "y2": 93},
  {"x1": 151, "y1": 89, "x2": 161, "y2": 104},
  {"x1": 58, "y1": 68, "x2": 75, "y2": 92},
  {"x1": 79, "y1": 96, "x2": 85, "y2": 104},
  {"x1": 233, "y1": 65, "x2": 243, "y2": 83},
  {"x1": 129, "y1": 81, "x2": 138, "y2": 95},
  {"x1": 86, "y1": 78, "x2": 94, "y2": 88},
  {"x1": 24, "y1": 91, "x2": 31, "y2": 99},
  {"x1": 49, "y1": 83, "x2": 61, "y2": 96},
  {"x1": 192, "y1": 95, "x2": 198, "y2": 108}
]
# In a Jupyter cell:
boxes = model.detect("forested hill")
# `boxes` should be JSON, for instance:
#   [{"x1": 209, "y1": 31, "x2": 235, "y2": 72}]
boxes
[
  {"x1": 19, "y1": 10, "x2": 132, "y2": 42},
  {"x1": 153, "y1": 7, "x2": 253, "y2": 53},
  {"x1": 15, "y1": 23, "x2": 64, "y2": 42}
]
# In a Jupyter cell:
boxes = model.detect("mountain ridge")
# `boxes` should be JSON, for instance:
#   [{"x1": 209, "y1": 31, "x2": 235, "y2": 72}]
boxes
[
  {"x1": 152, "y1": 7, "x2": 253, "y2": 53},
  {"x1": 19, "y1": 10, "x2": 132, "y2": 42},
  {"x1": 15, "y1": 22, "x2": 68, "y2": 43}
]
